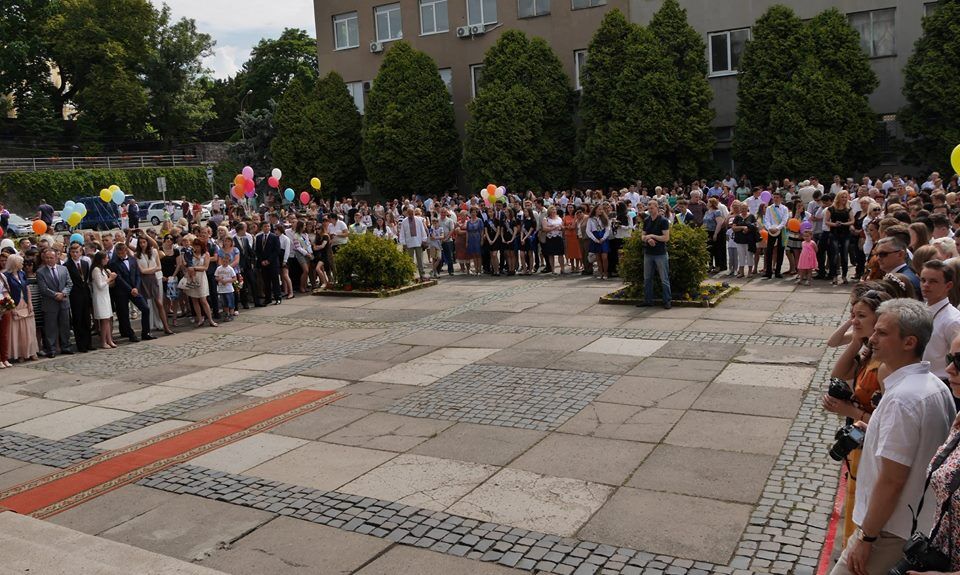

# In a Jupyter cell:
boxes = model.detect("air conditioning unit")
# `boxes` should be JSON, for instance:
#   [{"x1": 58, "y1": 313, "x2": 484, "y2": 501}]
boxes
[
  {"x1": 456, "y1": 25, "x2": 470, "y2": 38},
  {"x1": 469, "y1": 24, "x2": 486, "y2": 36},
  {"x1": 369, "y1": 41, "x2": 384, "y2": 53}
]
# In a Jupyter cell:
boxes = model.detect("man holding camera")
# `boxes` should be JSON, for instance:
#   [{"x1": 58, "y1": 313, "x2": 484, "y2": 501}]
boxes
[{"x1": 831, "y1": 299, "x2": 955, "y2": 575}]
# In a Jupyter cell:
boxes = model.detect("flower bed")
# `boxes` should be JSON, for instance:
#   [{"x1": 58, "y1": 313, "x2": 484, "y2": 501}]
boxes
[
  {"x1": 599, "y1": 282, "x2": 738, "y2": 307},
  {"x1": 313, "y1": 279, "x2": 437, "y2": 298}
]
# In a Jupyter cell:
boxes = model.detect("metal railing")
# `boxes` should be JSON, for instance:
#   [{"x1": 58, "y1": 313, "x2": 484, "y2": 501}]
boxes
[{"x1": 0, "y1": 154, "x2": 205, "y2": 173}]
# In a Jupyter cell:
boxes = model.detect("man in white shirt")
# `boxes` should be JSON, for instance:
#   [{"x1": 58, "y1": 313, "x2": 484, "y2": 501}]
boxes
[
  {"x1": 922, "y1": 172, "x2": 940, "y2": 191},
  {"x1": 831, "y1": 299, "x2": 955, "y2": 575},
  {"x1": 398, "y1": 206, "x2": 428, "y2": 281},
  {"x1": 624, "y1": 186, "x2": 641, "y2": 209},
  {"x1": 920, "y1": 260, "x2": 960, "y2": 380},
  {"x1": 325, "y1": 213, "x2": 349, "y2": 250},
  {"x1": 745, "y1": 187, "x2": 763, "y2": 217},
  {"x1": 797, "y1": 180, "x2": 817, "y2": 205},
  {"x1": 762, "y1": 190, "x2": 790, "y2": 279}
]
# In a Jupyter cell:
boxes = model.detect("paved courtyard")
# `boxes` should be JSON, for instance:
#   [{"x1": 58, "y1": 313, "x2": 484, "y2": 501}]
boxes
[{"x1": 0, "y1": 275, "x2": 849, "y2": 575}]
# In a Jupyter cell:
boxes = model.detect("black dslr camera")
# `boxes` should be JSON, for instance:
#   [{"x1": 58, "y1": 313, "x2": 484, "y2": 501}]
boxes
[
  {"x1": 829, "y1": 424, "x2": 865, "y2": 461},
  {"x1": 888, "y1": 532, "x2": 950, "y2": 575},
  {"x1": 828, "y1": 377, "x2": 854, "y2": 401}
]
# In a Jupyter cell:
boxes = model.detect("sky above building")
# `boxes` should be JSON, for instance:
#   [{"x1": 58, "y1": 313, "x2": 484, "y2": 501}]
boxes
[{"x1": 150, "y1": 0, "x2": 316, "y2": 79}]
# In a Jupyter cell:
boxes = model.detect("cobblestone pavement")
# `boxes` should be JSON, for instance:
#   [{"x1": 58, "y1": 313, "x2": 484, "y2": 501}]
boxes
[{"x1": 0, "y1": 275, "x2": 851, "y2": 575}]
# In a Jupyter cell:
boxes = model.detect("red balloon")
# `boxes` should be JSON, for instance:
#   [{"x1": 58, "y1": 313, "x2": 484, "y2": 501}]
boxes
[
  {"x1": 244, "y1": 178, "x2": 255, "y2": 193},
  {"x1": 267, "y1": 176, "x2": 279, "y2": 188},
  {"x1": 300, "y1": 191, "x2": 310, "y2": 205},
  {"x1": 0, "y1": 226, "x2": 4, "y2": 239}
]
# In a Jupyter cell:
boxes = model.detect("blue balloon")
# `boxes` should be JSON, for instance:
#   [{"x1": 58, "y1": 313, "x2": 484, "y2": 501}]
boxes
[
  {"x1": 283, "y1": 188, "x2": 295, "y2": 202},
  {"x1": 64, "y1": 200, "x2": 76, "y2": 210},
  {"x1": 61, "y1": 207, "x2": 73, "y2": 221},
  {"x1": 112, "y1": 189, "x2": 124, "y2": 204},
  {"x1": 69, "y1": 233, "x2": 84, "y2": 245}
]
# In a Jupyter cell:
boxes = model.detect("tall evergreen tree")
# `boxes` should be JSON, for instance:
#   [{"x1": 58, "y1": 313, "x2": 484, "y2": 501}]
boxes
[
  {"x1": 270, "y1": 78, "x2": 315, "y2": 190},
  {"x1": 576, "y1": 10, "x2": 639, "y2": 187},
  {"x1": 463, "y1": 30, "x2": 574, "y2": 191},
  {"x1": 733, "y1": 5, "x2": 804, "y2": 181},
  {"x1": 648, "y1": 0, "x2": 715, "y2": 181},
  {"x1": 361, "y1": 41, "x2": 460, "y2": 199},
  {"x1": 309, "y1": 71, "x2": 364, "y2": 198},
  {"x1": 900, "y1": 0, "x2": 960, "y2": 171}
]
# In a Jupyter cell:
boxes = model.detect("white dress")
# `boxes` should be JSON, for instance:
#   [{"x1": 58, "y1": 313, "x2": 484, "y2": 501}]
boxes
[{"x1": 91, "y1": 267, "x2": 113, "y2": 320}]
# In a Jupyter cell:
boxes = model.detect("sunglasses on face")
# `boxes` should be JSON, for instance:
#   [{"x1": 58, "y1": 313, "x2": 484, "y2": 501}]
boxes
[
  {"x1": 948, "y1": 353, "x2": 960, "y2": 372},
  {"x1": 875, "y1": 250, "x2": 900, "y2": 258}
]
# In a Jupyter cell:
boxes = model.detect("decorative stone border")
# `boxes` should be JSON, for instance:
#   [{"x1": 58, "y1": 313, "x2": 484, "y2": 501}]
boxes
[
  {"x1": 599, "y1": 284, "x2": 739, "y2": 308},
  {"x1": 313, "y1": 280, "x2": 438, "y2": 298}
]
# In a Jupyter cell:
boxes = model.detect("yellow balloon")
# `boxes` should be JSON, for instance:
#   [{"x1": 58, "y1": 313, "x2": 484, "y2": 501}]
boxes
[
  {"x1": 109, "y1": 184, "x2": 120, "y2": 193},
  {"x1": 952, "y1": 144, "x2": 960, "y2": 176},
  {"x1": 67, "y1": 212, "x2": 82, "y2": 226},
  {"x1": 100, "y1": 188, "x2": 112, "y2": 202},
  {"x1": 310, "y1": 177, "x2": 321, "y2": 190}
]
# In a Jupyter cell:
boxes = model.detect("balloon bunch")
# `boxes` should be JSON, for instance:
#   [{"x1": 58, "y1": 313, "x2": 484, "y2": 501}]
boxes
[
  {"x1": 480, "y1": 184, "x2": 506, "y2": 206},
  {"x1": 99, "y1": 184, "x2": 125, "y2": 205},
  {"x1": 231, "y1": 166, "x2": 258, "y2": 200},
  {"x1": 61, "y1": 199, "x2": 88, "y2": 228},
  {"x1": 267, "y1": 168, "x2": 282, "y2": 189}
]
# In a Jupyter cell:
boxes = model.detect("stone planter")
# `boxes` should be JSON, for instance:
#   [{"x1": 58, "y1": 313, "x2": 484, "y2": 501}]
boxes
[
  {"x1": 313, "y1": 279, "x2": 438, "y2": 298},
  {"x1": 599, "y1": 283, "x2": 738, "y2": 308}
]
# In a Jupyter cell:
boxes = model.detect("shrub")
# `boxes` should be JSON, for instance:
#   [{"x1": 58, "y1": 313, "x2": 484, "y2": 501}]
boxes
[
  {"x1": 620, "y1": 222, "x2": 709, "y2": 300},
  {"x1": 333, "y1": 233, "x2": 416, "y2": 290}
]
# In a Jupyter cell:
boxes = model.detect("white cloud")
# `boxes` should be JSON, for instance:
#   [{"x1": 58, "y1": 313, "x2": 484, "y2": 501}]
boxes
[{"x1": 150, "y1": 0, "x2": 316, "y2": 79}]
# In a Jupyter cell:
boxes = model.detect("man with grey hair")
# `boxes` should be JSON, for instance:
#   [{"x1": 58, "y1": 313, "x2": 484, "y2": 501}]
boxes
[
  {"x1": 874, "y1": 236, "x2": 921, "y2": 296},
  {"x1": 830, "y1": 299, "x2": 955, "y2": 575}
]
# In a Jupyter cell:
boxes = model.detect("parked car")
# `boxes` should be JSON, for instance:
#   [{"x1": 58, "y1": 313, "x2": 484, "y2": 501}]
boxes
[
  {"x1": 51, "y1": 212, "x2": 67, "y2": 232},
  {"x1": 138, "y1": 200, "x2": 183, "y2": 226},
  {"x1": 5, "y1": 213, "x2": 36, "y2": 237},
  {"x1": 76, "y1": 197, "x2": 121, "y2": 231}
]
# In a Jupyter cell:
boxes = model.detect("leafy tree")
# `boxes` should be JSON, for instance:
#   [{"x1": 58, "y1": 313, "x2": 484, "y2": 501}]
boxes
[
  {"x1": 576, "y1": 9, "x2": 638, "y2": 187},
  {"x1": 239, "y1": 29, "x2": 318, "y2": 112},
  {"x1": 143, "y1": 6, "x2": 216, "y2": 146},
  {"x1": 270, "y1": 78, "x2": 314, "y2": 190},
  {"x1": 649, "y1": 0, "x2": 715, "y2": 180},
  {"x1": 362, "y1": 41, "x2": 460, "y2": 199},
  {"x1": 309, "y1": 72, "x2": 364, "y2": 198},
  {"x1": 900, "y1": 0, "x2": 960, "y2": 171},
  {"x1": 0, "y1": 0, "x2": 58, "y2": 138},
  {"x1": 199, "y1": 76, "x2": 245, "y2": 142},
  {"x1": 733, "y1": 5, "x2": 804, "y2": 180},
  {"x1": 229, "y1": 101, "x2": 276, "y2": 178}
]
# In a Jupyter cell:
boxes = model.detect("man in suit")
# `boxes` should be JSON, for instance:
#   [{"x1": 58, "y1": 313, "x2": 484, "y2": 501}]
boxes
[
  {"x1": 65, "y1": 242, "x2": 92, "y2": 352},
  {"x1": 37, "y1": 247, "x2": 74, "y2": 357},
  {"x1": 109, "y1": 240, "x2": 155, "y2": 342},
  {"x1": 256, "y1": 222, "x2": 282, "y2": 305},
  {"x1": 234, "y1": 221, "x2": 259, "y2": 308}
]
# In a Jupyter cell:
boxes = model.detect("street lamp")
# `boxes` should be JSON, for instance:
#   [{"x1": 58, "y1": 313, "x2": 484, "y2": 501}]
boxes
[{"x1": 239, "y1": 89, "x2": 253, "y2": 139}]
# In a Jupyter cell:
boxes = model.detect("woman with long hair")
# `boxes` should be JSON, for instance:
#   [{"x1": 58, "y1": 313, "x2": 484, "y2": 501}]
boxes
[
  {"x1": 563, "y1": 204, "x2": 582, "y2": 272},
  {"x1": 908, "y1": 221, "x2": 931, "y2": 252},
  {"x1": 587, "y1": 205, "x2": 611, "y2": 280},
  {"x1": 183, "y1": 237, "x2": 218, "y2": 327},
  {"x1": 825, "y1": 190, "x2": 854, "y2": 285},
  {"x1": 519, "y1": 207, "x2": 538, "y2": 275},
  {"x1": 90, "y1": 251, "x2": 118, "y2": 349},
  {"x1": 137, "y1": 233, "x2": 174, "y2": 334},
  {"x1": 466, "y1": 208, "x2": 483, "y2": 276}
]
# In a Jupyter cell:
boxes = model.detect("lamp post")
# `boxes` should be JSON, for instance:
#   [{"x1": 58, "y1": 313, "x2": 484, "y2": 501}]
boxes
[{"x1": 239, "y1": 89, "x2": 253, "y2": 139}]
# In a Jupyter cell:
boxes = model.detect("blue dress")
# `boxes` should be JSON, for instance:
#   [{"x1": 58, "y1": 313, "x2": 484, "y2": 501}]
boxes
[{"x1": 466, "y1": 219, "x2": 483, "y2": 256}]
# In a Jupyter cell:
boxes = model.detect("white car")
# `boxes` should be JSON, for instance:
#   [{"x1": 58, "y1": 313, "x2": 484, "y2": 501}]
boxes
[
  {"x1": 5, "y1": 213, "x2": 35, "y2": 237},
  {"x1": 138, "y1": 201, "x2": 183, "y2": 226}
]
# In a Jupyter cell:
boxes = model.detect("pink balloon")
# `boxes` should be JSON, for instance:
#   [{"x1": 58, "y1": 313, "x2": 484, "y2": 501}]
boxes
[
  {"x1": 300, "y1": 191, "x2": 310, "y2": 205},
  {"x1": 242, "y1": 166, "x2": 254, "y2": 180},
  {"x1": 244, "y1": 178, "x2": 255, "y2": 193},
  {"x1": 244, "y1": 188, "x2": 255, "y2": 198},
  {"x1": 267, "y1": 176, "x2": 279, "y2": 188}
]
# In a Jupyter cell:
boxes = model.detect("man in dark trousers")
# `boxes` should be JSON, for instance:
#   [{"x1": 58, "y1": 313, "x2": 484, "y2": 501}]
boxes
[
  {"x1": 235, "y1": 221, "x2": 259, "y2": 308},
  {"x1": 64, "y1": 242, "x2": 93, "y2": 352},
  {"x1": 36, "y1": 247, "x2": 74, "y2": 357},
  {"x1": 255, "y1": 222, "x2": 282, "y2": 305},
  {"x1": 109, "y1": 240, "x2": 155, "y2": 342}
]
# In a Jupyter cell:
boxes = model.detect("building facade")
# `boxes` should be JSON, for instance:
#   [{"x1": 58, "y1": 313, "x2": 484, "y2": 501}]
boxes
[{"x1": 314, "y1": 0, "x2": 937, "y2": 174}]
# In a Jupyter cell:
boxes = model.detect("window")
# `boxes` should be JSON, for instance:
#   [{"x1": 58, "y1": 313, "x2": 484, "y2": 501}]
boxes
[
  {"x1": 571, "y1": 0, "x2": 605, "y2": 9},
  {"x1": 519, "y1": 0, "x2": 550, "y2": 18},
  {"x1": 346, "y1": 81, "x2": 365, "y2": 114},
  {"x1": 470, "y1": 64, "x2": 483, "y2": 98},
  {"x1": 714, "y1": 126, "x2": 734, "y2": 143},
  {"x1": 574, "y1": 50, "x2": 587, "y2": 91},
  {"x1": 848, "y1": 9, "x2": 895, "y2": 58},
  {"x1": 375, "y1": 3, "x2": 403, "y2": 42},
  {"x1": 877, "y1": 114, "x2": 897, "y2": 165},
  {"x1": 925, "y1": 2, "x2": 938, "y2": 17},
  {"x1": 420, "y1": 0, "x2": 448, "y2": 34},
  {"x1": 708, "y1": 28, "x2": 750, "y2": 76},
  {"x1": 467, "y1": 0, "x2": 497, "y2": 26},
  {"x1": 439, "y1": 68, "x2": 453, "y2": 96},
  {"x1": 333, "y1": 12, "x2": 359, "y2": 50}
]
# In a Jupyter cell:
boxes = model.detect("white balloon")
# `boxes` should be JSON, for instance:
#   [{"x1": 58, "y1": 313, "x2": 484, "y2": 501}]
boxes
[{"x1": 271, "y1": 168, "x2": 282, "y2": 180}]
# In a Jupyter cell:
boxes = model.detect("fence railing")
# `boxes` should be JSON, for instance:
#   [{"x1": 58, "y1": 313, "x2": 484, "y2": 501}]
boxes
[{"x1": 0, "y1": 154, "x2": 206, "y2": 173}]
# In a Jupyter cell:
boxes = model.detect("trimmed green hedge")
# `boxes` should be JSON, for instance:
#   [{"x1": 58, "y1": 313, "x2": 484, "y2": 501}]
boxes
[{"x1": 0, "y1": 164, "x2": 237, "y2": 212}]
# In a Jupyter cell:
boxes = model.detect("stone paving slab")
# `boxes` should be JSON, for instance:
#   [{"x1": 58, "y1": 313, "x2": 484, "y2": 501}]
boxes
[
  {"x1": 557, "y1": 403, "x2": 684, "y2": 443},
  {"x1": 626, "y1": 357, "x2": 728, "y2": 382},
  {"x1": 0, "y1": 366, "x2": 48, "y2": 385},
  {"x1": 692, "y1": 382, "x2": 804, "y2": 419},
  {"x1": 715, "y1": 363, "x2": 817, "y2": 390},
  {"x1": 349, "y1": 343, "x2": 439, "y2": 363},
  {"x1": 619, "y1": 317, "x2": 696, "y2": 331},
  {"x1": 597, "y1": 377, "x2": 708, "y2": 410},
  {"x1": 228, "y1": 354, "x2": 306, "y2": 371},
  {"x1": 735, "y1": 344, "x2": 824, "y2": 365},
  {"x1": 322, "y1": 413, "x2": 454, "y2": 452},
  {"x1": 510, "y1": 433, "x2": 654, "y2": 486},
  {"x1": 514, "y1": 334, "x2": 601, "y2": 352},
  {"x1": 478, "y1": 349, "x2": 559, "y2": 369},
  {"x1": 43, "y1": 380, "x2": 145, "y2": 404},
  {"x1": 665, "y1": 410, "x2": 792, "y2": 456},
  {"x1": 0, "y1": 462, "x2": 58, "y2": 489},
  {"x1": 92, "y1": 386, "x2": 198, "y2": 412},
  {"x1": 93, "y1": 419, "x2": 192, "y2": 450},
  {"x1": 391, "y1": 329, "x2": 477, "y2": 347},
  {"x1": 7, "y1": 405, "x2": 133, "y2": 441},
  {"x1": 179, "y1": 350, "x2": 262, "y2": 367},
  {"x1": 362, "y1": 361, "x2": 465, "y2": 386},
  {"x1": 301, "y1": 357, "x2": 395, "y2": 380},
  {"x1": 687, "y1": 319, "x2": 764, "y2": 336},
  {"x1": 578, "y1": 337, "x2": 668, "y2": 358},
  {"x1": 0, "y1": 391, "x2": 24, "y2": 406},
  {"x1": 0, "y1": 398, "x2": 75, "y2": 428},
  {"x1": 411, "y1": 422, "x2": 547, "y2": 466},
  {"x1": 269, "y1": 405, "x2": 372, "y2": 440},
  {"x1": 188, "y1": 434, "x2": 309, "y2": 474},
  {"x1": 652, "y1": 341, "x2": 743, "y2": 361},
  {"x1": 447, "y1": 332, "x2": 535, "y2": 349},
  {"x1": 200, "y1": 516, "x2": 392, "y2": 575},
  {"x1": 355, "y1": 545, "x2": 527, "y2": 574},
  {"x1": 242, "y1": 375, "x2": 350, "y2": 397},
  {"x1": 447, "y1": 468, "x2": 613, "y2": 537},
  {"x1": 48, "y1": 484, "x2": 177, "y2": 535},
  {"x1": 246, "y1": 442, "x2": 397, "y2": 491},
  {"x1": 176, "y1": 396, "x2": 259, "y2": 422},
  {"x1": 551, "y1": 352, "x2": 645, "y2": 375},
  {"x1": 0, "y1": 455, "x2": 28, "y2": 474},
  {"x1": 161, "y1": 367, "x2": 262, "y2": 391}
]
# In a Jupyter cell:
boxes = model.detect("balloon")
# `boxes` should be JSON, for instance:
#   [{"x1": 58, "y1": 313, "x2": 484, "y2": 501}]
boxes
[
  {"x1": 310, "y1": 177, "x2": 321, "y2": 190},
  {"x1": 495, "y1": 186, "x2": 505, "y2": 197},
  {"x1": 231, "y1": 185, "x2": 243, "y2": 200},
  {"x1": 69, "y1": 233, "x2": 84, "y2": 245},
  {"x1": 108, "y1": 184, "x2": 120, "y2": 193},
  {"x1": 952, "y1": 144, "x2": 960, "y2": 175},
  {"x1": 486, "y1": 184, "x2": 496, "y2": 195},
  {"x1": 67, "y1": 212, "x2": 82, "y2": 227},
  {"x1": 244, "y1": 188, "x2": 255, "y2": 199},
  {"x1": 242, "y1": 166, "x2": 254, "y2": 180},
  {"x1": 271, "y1": 168, "x2": 282, "y2": 180},
  {"x1": 100, "y1": 188, "x2": 112, "y2": 202},
  {"x1": 284, "y1": 188, "x2": 295, "y2": 202},
  {"x1": 112, "y1": 189, "x2": 125, "y2": 204},
  {"x1": 787, "y1": 218, "x2": 801, "y2": 233},
  {"x1": 759, "y1": 229, "x2": 769, "y2": 242},
  {"x1": 267, "y1": 176, "x2": 279, "y2": 188},
  {"x1": 800, "y1": 221, "x2": 813, "y2": 233},
  {"x1": 300, "y1": 191, "x2": 310, "y2": 205},
  {"x1": 234, "y1": 174, "x2": 245, "y2": 187},
  {"x1": 480, "y1": 188, "x2": 491, "y2": 205},
  {"x1": 77, "y1": 203, "x2": 87, "y2": 216},
  {"x1": 64, "y1": 200, "x2": 75, "y2": 210},
  {"x1": 32, "y1": 220, "x2": 46, "y2": 234},
  {"x1": 244, "y1": 178, "x2": 255, "y2": 193},
  {"x1": 61, "y1": 208, "x2": 73, "y2": 223},
  {"x1": 759, "y1": 191, "x2": 772, "y2": 204},
  {"x1": 0, "y1": 227, "x2": 4, "y2": 239}
]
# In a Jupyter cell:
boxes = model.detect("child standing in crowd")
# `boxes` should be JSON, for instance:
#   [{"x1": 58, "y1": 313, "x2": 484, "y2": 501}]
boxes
[
  {"x1": 797, "y1": 228, "x2": 818, "y2": 286},
  {"x1": 214, "y1": 255, "x2": 236, "y2": 322}
]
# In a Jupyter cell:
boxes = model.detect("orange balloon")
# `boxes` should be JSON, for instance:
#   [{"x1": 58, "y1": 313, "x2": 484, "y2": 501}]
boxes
[
  {"x1": 760, "y1": 229, "x2": 769, "y2": 241},
  {"x1": 787, "y1": 218, "x2": 801, "y2": 233},
  {"x1": 234, "y1": 174, "x2": 245, "y2": 187},
  {"x1": 486, "y1": 184, "x2": 496, "y2": 195},
  {"x1": 32, "y1": 220, "x2": 47, "y2": 235}
]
